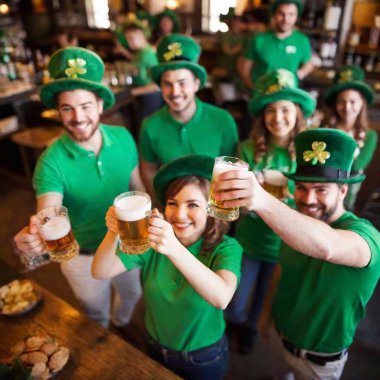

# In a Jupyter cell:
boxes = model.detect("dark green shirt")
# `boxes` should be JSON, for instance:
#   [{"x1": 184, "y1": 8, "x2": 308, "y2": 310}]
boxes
[
  {"x1": 139, "y1": 98, "x2": 238, "y2": 165},
  {"x1": 119, "y1": 236, "x2": 242, "y2": 351},
  {"x1": 273, "y1": 212, "x2": 380, "y2": 353},
  {"x1": 235, "y1": 140, "x2": 295, "y2": 262},
  {"x1": 244, "y1": 30, "x2": 312, "y2": 83},
  {"x1": 33, "y1": 125, "x2": 138, "y2": 250},
  {"x1": 131, "y1": 45, "x2": 158, "y2": 87}
]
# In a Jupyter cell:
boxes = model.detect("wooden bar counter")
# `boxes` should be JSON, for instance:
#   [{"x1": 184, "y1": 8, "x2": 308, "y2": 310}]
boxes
[{"x1": 0, "y1": 260, "x2": 180, "y2": 380}]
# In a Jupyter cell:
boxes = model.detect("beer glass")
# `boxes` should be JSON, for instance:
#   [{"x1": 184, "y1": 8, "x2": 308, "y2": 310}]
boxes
[
  {"x1": 36, "y1": 206, "x2": 79, "y2": 262},
  {"x1": 263, "y1": 169, "x2": 288, "y2": 200},
  {"x1": 207, "y1": 156, "x2": 249, "y2": 221},
  {"x1": 114, "y1": 191, "x2": 151, "y2": 255}
]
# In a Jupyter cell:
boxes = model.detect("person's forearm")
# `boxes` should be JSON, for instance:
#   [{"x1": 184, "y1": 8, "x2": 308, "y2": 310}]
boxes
[
  {"x1": 92, "y1": 231, "x2": 120, "y2": 279},
  {"x1": 168, "y1": 245, "x2": 236, "y2": 309},
  {"x1": 297, "y1": 60, "x2": 314, "y2": 80}
]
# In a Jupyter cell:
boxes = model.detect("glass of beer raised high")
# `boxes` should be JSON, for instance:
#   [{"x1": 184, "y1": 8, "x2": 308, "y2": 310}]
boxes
[
  {"x1": 207, "y1": 156, "x2": 249, "y2": 221},
  {"x1": 36, "y1": 206, "x2": 79, "y2": 262},
  {"x1": 263, "y1": 169, "x2": 288, "y2": 200},
  {"x1": 114, "y1": 191, "x2": 151, "y2": 255}
]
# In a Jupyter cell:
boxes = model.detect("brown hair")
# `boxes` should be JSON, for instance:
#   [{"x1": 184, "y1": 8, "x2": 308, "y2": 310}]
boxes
[
  {"x1": 250, "y1": 103, "x2": 306, "y2": 164},
  {"x1": 165, "y1": 176, "x2": 228, "y2": 254},
  {"x1": 324, "y1": 92, "x2": 369, "y2": 148}
]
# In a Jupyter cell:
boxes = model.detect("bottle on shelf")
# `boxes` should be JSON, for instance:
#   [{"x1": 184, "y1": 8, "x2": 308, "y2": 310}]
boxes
[{"x1": 323, "y1": 0, "x2": 342, "y2": 31}]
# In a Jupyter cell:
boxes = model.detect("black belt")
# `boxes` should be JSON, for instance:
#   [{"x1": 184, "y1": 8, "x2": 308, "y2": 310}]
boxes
[
  {"x1": 79, "y1": 248, "x2": 95, "y2": 255},
  {"x1": 281, "y1": 338, "x2": 347, "y2": 366}
]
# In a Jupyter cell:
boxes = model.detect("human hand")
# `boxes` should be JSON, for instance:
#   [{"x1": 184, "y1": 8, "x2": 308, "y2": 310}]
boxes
[
  {"x1": 148, "y1": 209, "x2": 182, "y2": 256},
  {"x1": 212, "y1": 169, "x2": 265, "y2": 211},
  {"x1": 14, "y1": 215, "x2": 46, "y2": 256},
  {"x1": 105, "y1": 206, "x2": 119, "y2": 235}
]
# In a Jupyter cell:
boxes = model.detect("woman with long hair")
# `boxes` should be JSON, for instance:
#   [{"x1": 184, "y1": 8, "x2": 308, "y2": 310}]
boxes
[
  {"x1": 225, "y1": 69, "x2": 316, "y2": 355},
  {"x1": 323, "y1": 65, "x2": 377, "y2": 210},
  {"x1": 92, "y1": 154, "x2": 242, "y2": 380}
]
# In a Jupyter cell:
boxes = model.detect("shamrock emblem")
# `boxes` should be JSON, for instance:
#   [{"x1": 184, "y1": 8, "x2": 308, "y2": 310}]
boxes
[
  {"x1": 277, "y1": 69, "x2": 295, "y2": 88},
  {"x1": 163, "y1": 43, "x2": 183, "y2": 61},
  {"x1": 65, "y1": 58, "x2": 87, "y2": 78},
  {"x1": 337, "y1": 69, "x2": 353, "y2": 84},
  {"x1": 303, "y1": 141, "x2": 330, "y2": 165}
]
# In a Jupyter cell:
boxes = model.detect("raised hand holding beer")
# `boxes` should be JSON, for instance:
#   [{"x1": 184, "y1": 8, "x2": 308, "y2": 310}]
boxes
[{"x1": 36, "y1": 206, "x2": 79, "y2": 262}]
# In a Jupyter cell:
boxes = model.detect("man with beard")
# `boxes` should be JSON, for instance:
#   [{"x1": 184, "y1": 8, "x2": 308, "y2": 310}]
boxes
[
  {"x1": 212, "y1": 128, "x2": 380, "y2": 379},
  {"x1": 14, "y1": 47, "x2": 143, "y2": 328},
  {"x1": 239, "y1": 0, "x2": 314, "y2": 89},
  {"x1": 139, "y1": 34, "x2": 239, "y2": 197}
]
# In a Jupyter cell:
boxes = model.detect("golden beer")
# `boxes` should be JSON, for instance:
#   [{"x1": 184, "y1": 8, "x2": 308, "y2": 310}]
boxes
[
  {"x1": 114, "y1": 192, "x2": 151, "y2": 255},
  {"x1": 207, "y1": 156, "x2": 249, "y2": 221},
  {"x1": 37, "y1": 207, "x2": 79, "y2": 263},
  {"x1": 263, "y1": 170, "x2": 288, "y2": 200}
]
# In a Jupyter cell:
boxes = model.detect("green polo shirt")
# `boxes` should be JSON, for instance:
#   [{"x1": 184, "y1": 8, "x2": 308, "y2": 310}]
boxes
[
  {"x1": 235, "y1": 140, "x2": 295, "y2": 262},
  {"x1": 139, "y1": 98, "x2": 238, "y2": 165},
  {"x1": 119, "y1": 236, "x2": 242, "y2": 351},
  {"x1": 33, "y1": 125, "x2": 138, "y2": 250},
  {"x1": 273, "y1": 212, "x2": 380, "y2": 353},
  {"x1": 244, "y1": 30, "x2": 312, "y2": 83},
  {"x1": 132, "y1": 45, "x2": 158, "y2": 87}
]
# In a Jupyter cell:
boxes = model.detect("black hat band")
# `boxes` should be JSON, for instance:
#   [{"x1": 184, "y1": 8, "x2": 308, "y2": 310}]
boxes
[{"x1": 296, "y1": 165, "x2": 350, "y2": 180}]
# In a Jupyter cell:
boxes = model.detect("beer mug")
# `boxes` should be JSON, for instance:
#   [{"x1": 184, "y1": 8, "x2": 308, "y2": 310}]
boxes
[
  {"x1": 207, "y1": 156, "x2": 249, "y2": 221},
  {"x1": 36, "y1": 206, "x2": 79, "y2": 262},
  {"x1": 114, "y1": 191, "x2": 152, "y2": 255},
  {"x1": 263, "y1": 169, "x2": 288, "y2": 200}
]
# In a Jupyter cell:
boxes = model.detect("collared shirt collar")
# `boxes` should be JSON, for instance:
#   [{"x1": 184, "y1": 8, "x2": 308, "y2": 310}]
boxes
[
  {"x1": 60, "y1": 124, "x2": 113, "y2": 158},
  {"x1": 163, "y1": 97, "x2": 204, "y2": 128}
]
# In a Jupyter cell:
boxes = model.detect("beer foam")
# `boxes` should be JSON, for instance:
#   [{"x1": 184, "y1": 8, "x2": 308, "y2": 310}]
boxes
[
  {"x1": 115, "y1": 195, "x2": 151, "y2": 222},
  {"x1": 263, "y1": 170, "x2": 287, "y2": 186},
  {"x1": 39, "y1": 216, "x2": 70, "y2": 240},
  {"x1": 213, "y1": 160, "x2": 248, "y2": 176}
]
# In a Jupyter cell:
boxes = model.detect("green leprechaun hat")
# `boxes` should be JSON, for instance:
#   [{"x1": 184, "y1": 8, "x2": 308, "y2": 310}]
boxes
[
  {"x1": 270, "y1": 0, "x2": 304, "y2": 16},
  {"x1": 248, "y1": 69, "x2": 316, "y2": 117},
  {"x1": 153, "y1": 154, "x2": 214, "y2": 205},
  {"x1": 284, "y1": 128, "x2": 365, "y2": 184},
  {"x1": 151, "y1": 34, "x2": 207, "y2": 88},
  {"x1": 324, "y1": 65, "x2": 374, "y2": 105},
  {"x1": 40, "y1": 47, "x2": 115, "y2": 110}
]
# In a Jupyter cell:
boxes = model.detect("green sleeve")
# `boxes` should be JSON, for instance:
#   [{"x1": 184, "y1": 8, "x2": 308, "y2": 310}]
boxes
[
  {"x1": 117, "y1": 247, "x2": 153, "y2": 270},
  {"x1": 211, "y1": 237, "x2": 243, "y2": 282},
  {"x1": 300, "y1": 34, "x2": 312, "y2": 63},
  {"x1": 139, "y1": 118, "x2": 159, "y2": 163},
  {"x1": 238, "y1": 140, "x2": 256, "y2": 170},
  {"x1": 352, "y1": 129, "x2": 378, "y2": 172},
  {"x1": 33, "y1": 154, "x2": 64, "y2": 197},
  {"x1": 221, "y1": 112, "x2": 238, "y2": 156}
]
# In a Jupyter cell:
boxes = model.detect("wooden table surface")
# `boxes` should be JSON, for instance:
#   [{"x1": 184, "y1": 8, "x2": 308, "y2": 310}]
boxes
[{"x1": 0, "y1": 260, "x2": 181, "y2": 380}]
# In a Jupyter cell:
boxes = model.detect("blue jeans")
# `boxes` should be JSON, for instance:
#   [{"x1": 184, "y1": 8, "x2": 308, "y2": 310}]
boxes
[
  {"x1": 225, "y1": 255, "x2": 276, "y2": 329},
  {"x1": 147, "y1": 334, "x2": 229, "y2": 380}
]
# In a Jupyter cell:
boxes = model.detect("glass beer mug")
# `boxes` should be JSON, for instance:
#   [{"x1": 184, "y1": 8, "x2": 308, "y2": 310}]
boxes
[
  {"x1": 114, "y1": 191, "x2": 152, "y2": 255},
  {"x1": 36, "y1": 206, "x2": 79, "y2": 262},
  {"x1": 207, "y1": 156, "x2": 249, "y2": 221},
  {"x1": 262, "y1": 169, "x2": 288, "y2": 200}
]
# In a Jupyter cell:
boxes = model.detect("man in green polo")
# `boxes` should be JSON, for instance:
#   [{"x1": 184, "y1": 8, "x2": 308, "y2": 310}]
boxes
[
  {"x1": 139, "y1": 34, "x2": 239, "y2": 197},
  {"x1": 14, "y1": 47, "x2": 143, "y2": 328},
  {"x1": 239, "y1": 0, "x2": 314, "y2": 89},
  {"x1": 213, "y1": 128, "x2": 380, "y2": 379}
]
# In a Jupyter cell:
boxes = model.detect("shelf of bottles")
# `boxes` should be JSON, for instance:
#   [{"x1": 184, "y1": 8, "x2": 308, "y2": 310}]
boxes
[
  {"x1": 301, "y1": 0, "x2": 344, "y2": 68},
  {"x1": 344, "y1": 16, "x2": 380, "y2": 75}
]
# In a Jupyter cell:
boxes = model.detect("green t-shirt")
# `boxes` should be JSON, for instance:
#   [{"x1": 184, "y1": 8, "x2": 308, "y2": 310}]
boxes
[
  {"x1": 132, "y1": 45, "x2": 158, "y2": 87},
  {"x1": 139, "y1": 98, "x2": 238, "y2": 165},
  {"x1": 244, "y1": 30, "x2": 312, "y2": 83},
  {"x1": 118, "y1": 236, "x2": 242, "y2": 351},
  {"x1": 273, "y1": 211, "x2": 380, "y2": 353},
  {"x1": 352, "y1": 129, "x2": 378, "y2": 172},
  {"x1": 235, "y1": 140, "x2": 295, "y2": 262},
  {"x1": 218, "y1": 32, "x2": 245, "y2": 75},
  {"x1": 33, "y1": 125, "x2": 138, "y2": 250}
]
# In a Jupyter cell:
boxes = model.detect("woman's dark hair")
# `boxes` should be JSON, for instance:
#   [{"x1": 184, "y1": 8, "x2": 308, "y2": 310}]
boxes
[
  {"x1": 324, "y1": 91, "x2": 369, "y2": 148},
  {"x1": 165, "y1": 176, "x2": 228, "y2": 254},
  {"x1": 250, "y1": 103, "x2": 306, "y2": 164}
]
